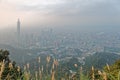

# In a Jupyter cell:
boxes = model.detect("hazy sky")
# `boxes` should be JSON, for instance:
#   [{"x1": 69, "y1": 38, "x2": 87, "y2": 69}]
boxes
[{"x1": 0, "y1": 0, "x2": 120, "y2": 29}]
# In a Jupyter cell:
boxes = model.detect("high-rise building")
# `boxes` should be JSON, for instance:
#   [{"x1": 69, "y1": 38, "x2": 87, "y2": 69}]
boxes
[{"x1": 17, "y1": 18, "x2": 20, "y2": 36}]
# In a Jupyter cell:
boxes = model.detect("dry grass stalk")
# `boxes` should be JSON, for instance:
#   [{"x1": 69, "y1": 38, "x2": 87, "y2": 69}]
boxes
[
  {"x1": 80, "y1": 66, "x2": 83, "y2": 74},
  {"x1": 51, "y1": 71, "x2": 55, "y2": 80},
  {"x1": 102, "y1": 72, "x2": 107, "y2": 80},
  {"x1": 35, "y1": 71, "x2": 38, "y2": 80},
  {"x1": 17, "y1": 66, "x2": 21, "y2": 72},
  {"x1": 46, "y1": 56, "x2": 51, "y2": 63},
  {"x1": 41, "y1": 65, "x2": 43, "y2": 72},
  {"x1": 91, "y1": 66, "x2": 95, "y2": 80},
  {"x1": 52, "y1": 63, "x2": 55, "y2": 70},
  {"x1": 9, "y1": 62, "x2": 13, "y2": 70},
  {"x1": 74, "y1": 64, "x2": 78, "y2": 68},
  {"x1": 0, "y1": 60, "x2": 5, "y2": 79},
  {"x1": 26, "y1": 63, "x2": 30, "y2": 70},
  {"x1": 106, "y1": 63, "x2": 110, "y2": 71},
  {"x1": 39, "y1": 70, "x2": 42, "y2": 80},
  {"x1": 98, "y1": 71, "x2": 102, "y2": 75},
  {"x1": 24, "y1": 65, "x2": 27, "y2": 71},
  {"x1": 24, "y1": 71, "x2": 30, "y2": 80},
  {"x1": 53, "y1": 59, "x2": 59, "y2": 68}
]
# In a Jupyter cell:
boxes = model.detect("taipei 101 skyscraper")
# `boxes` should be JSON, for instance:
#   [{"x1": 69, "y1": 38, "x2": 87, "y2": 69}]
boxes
[
  {"x1": 17, "y1": 18, "x2": 21, "y2": 47},
  {"x1": 17, "y1": 18, "x2": 20, "y2": 37}
]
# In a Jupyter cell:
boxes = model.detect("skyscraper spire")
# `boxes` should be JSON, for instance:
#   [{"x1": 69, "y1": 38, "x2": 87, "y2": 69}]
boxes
[{"x1": 17, "y1": 18, "x2": 20, "y2": 36}]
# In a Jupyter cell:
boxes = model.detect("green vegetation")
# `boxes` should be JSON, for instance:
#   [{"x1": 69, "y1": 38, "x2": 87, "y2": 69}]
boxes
[
  {"x1": 0, "y1": 49, "x2": 120, "y2": 80},
  {"x1": 84, "y1": 52, "x2": 120, "y2": 69},
  {"x1": 0, "y1": 50, "x2": 22, "y2": 80}
]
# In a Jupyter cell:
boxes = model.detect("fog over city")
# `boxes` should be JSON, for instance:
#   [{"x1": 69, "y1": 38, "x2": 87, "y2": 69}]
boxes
[{"x1": 0, "y1": 0, "x2": 120, "y2": 29}]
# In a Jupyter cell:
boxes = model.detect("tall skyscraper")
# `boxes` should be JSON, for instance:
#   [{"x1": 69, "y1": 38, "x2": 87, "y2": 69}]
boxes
[{"x1": 17, "y1": 18, "x2": 20, "y2": 36}]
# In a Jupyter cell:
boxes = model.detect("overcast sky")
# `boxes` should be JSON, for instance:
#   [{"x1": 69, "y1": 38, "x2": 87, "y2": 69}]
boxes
[{"x1": 0, "y1": 0, "x2": 120, "y2": 29}]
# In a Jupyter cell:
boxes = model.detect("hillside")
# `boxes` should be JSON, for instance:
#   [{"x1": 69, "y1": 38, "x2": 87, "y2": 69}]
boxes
[{"x1": 84, "y1": 52, "x2": 120, "y2": 69}]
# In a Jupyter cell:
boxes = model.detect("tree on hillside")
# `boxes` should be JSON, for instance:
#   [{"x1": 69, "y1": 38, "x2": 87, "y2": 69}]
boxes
[{"x1": 0, "y1": 49, "x2": 22, "y2": 79}]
